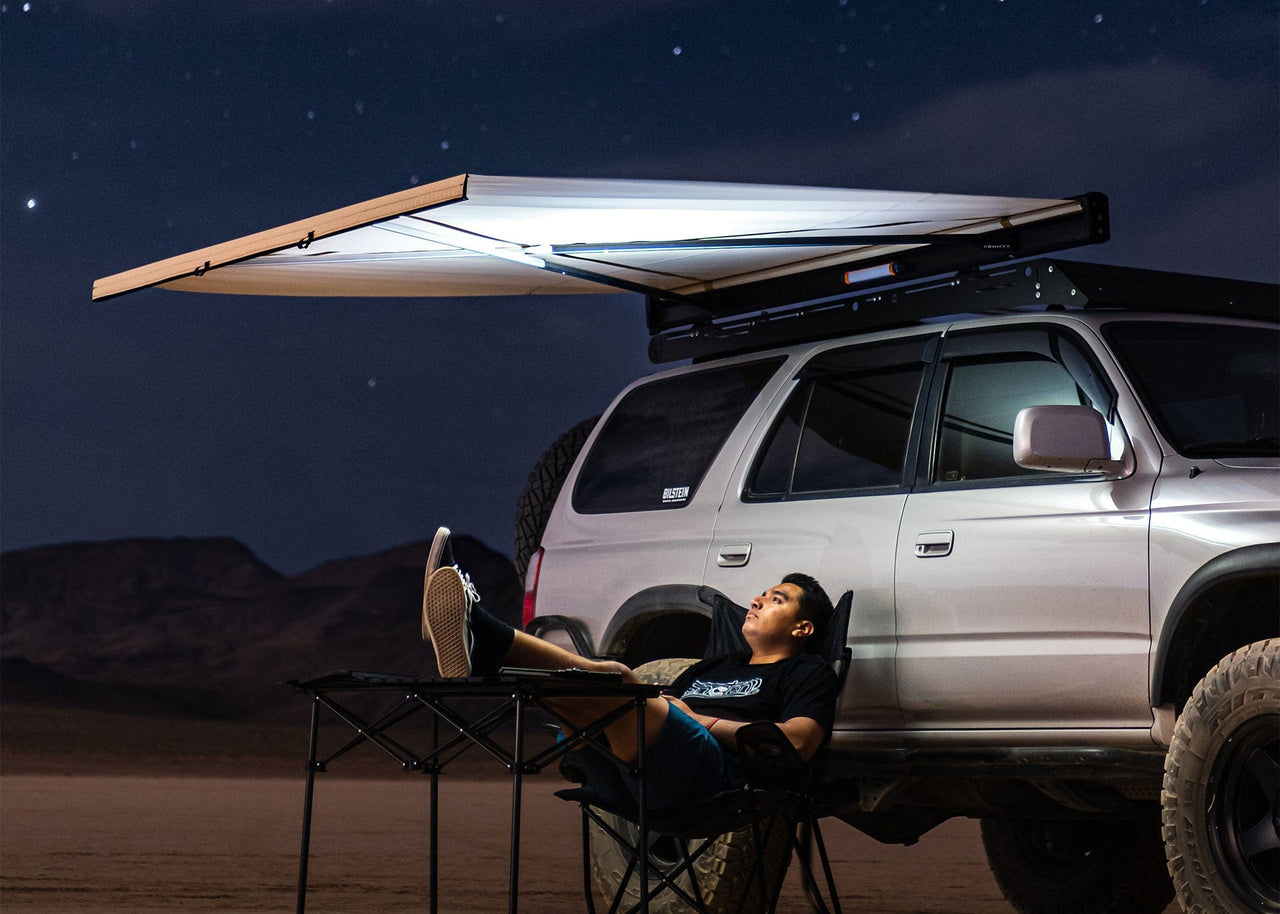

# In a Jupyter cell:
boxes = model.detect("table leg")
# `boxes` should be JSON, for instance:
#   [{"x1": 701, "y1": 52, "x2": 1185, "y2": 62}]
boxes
[
  {"x1": 296, "y1": 695, "x2": 321, "y2": 914},
  {"x1": 636, "y1": 694, "x2": 648, "y2": 914},
  {"x1": 430, "y1": 714, "x2": 439, "y2": 914},
  {"x1": 509, "y1": 688, "x2": 525, "y2": 914}
]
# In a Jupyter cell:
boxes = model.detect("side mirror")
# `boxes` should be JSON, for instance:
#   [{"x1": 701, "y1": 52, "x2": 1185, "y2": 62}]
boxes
[{"x1": 1013, "y1": 405, "x2": 1129, "y2": 478}]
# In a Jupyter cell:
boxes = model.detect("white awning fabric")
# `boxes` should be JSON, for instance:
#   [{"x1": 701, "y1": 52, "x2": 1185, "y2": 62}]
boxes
[{"x1": 92, "y1": 173, "x2": 1083, "y2": 303}]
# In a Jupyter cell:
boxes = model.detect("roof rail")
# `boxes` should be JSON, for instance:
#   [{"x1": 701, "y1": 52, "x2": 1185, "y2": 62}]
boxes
[{"x1": 648, "y1": 259, "x2": 1279, "y2": 363}]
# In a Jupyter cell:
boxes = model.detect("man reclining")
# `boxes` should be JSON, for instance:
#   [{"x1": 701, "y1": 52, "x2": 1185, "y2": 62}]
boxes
[{"x1": 420, "y1": 527, "x2": 839, "y2": 812}]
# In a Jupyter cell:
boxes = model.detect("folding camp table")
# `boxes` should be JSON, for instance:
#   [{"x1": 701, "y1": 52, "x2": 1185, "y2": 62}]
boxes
[{"x1": 289, "y1": 670, "x2": 663, "y2": 914}]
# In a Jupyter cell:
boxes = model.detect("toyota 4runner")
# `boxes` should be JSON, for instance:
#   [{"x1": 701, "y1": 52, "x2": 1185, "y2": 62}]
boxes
[{"x1": 517, "y1": 259, "x2": 1279, "y2": 914}]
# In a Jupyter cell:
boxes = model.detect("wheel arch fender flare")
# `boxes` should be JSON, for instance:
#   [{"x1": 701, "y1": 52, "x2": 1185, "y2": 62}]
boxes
[
  {"x1": 1152, "y1": 542, "x2": 1280, "y2": 706},
  {"x1": 600, "y1": 584, "x2": 724, "y2": 658},
  {"x1": 525, "y1": 614, "x2": 598, "y2": 658}
]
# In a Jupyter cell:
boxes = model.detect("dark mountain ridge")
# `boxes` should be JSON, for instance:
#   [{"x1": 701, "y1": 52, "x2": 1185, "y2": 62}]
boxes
[{"x1": 1, "y1": 534, "x2": 520, "y2": 718}]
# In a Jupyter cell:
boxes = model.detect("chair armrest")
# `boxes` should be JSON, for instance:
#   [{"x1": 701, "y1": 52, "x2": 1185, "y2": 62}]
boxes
[{"x1": 735, "y1": 721, "x2": 809, "y2": 789}]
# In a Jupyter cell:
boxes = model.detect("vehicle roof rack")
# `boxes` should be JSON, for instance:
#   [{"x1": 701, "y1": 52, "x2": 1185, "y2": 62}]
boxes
[{"x1": 648, "y1": 259, "x2": 1279, "y2": 363}]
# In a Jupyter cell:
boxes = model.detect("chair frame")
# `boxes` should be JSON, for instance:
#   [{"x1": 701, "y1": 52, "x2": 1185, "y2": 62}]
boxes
[{"x1": 561, "y1": 588, "x2": 854, "y2": 914}]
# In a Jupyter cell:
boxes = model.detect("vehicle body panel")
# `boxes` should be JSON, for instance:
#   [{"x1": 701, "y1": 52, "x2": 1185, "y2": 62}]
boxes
[
  {"x1": 894, "y1": 480, "x2": 1152, "y2": 728},
  {"x1": 536, "y1": 310, "x2": 1279, "y2": 750}
]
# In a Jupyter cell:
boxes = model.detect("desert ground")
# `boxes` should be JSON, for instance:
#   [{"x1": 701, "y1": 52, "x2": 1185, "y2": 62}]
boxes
[
  {"x1": 2, "y1": 772, "x2": 1018, "y2": 914},
  {"x1": 3, "y1": 754, "x2": 1185, "y2": 913},
  {"x1": 1, "y1": 707, "x2": 1183, "y2": 913}
]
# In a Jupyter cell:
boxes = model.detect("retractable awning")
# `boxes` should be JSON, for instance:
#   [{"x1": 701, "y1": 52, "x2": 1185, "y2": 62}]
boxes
[{"x1": 92, "y1": 174, "x2": 1107, "y2": 328}]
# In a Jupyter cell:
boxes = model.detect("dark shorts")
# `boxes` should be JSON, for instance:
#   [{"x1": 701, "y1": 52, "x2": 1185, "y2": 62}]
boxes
[{"x1": 571, "y1": 704, "x2": 738, "y2": 811}]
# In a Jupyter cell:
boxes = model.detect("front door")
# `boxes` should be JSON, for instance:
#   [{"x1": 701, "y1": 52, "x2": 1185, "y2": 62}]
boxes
[{"x1": 893, "y1": 324, "x2": 1153, "y2": 730}]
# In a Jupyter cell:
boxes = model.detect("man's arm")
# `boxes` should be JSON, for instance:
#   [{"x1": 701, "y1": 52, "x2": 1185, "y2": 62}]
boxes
[
  {"x1": 667, "y1": 697, "x2": 826, "y2": 762},
  {"x1": 772, "y1": 716, "x2": 826, "y2": 762}
]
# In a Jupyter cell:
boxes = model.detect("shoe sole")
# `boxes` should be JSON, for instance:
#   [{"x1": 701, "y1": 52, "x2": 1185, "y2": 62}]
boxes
[
  {"x1": 422, "y1": 567, "x2": 472, "y2": 678},
  {"x1": 425, "y1": 526, "x2": 452, "y2": 581},
  {"x1": 422, "y1": 526, "x2": 452, "y2": 641}
]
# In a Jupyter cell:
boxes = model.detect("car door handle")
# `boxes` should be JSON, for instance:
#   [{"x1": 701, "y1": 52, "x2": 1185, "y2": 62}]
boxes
[
  {"x1": 717, "y1": 544, "x2": 752, "y2": 567},
  {"x1": 914, "y1": 531, "x2": 954, "y2": 558}
]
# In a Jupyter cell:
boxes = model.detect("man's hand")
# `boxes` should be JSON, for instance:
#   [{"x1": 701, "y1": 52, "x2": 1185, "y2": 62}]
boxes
[
  {"x1": 665, "y1": 695, "x2": 729, "y2": 734},
  {"x1": 665, "y1": 696, "x2": 724, "y2": 732},
  {"x1": 664, "y1": 695, "x2": 698, "y2": 719}
]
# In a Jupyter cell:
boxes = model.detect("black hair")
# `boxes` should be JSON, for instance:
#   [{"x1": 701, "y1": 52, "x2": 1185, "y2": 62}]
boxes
[{"x1": 781, "y1": 572, "x2": 834, "y2": 651}]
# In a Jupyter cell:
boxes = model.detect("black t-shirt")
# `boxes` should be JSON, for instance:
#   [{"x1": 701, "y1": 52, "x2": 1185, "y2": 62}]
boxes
[{"x1": 668, "y1": 652, "x2": 838, "y2": 733}]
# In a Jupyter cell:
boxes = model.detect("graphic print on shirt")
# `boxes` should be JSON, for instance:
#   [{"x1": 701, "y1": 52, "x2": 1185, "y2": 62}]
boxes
[{"x1": 682, "y1": 677, "x2": 764, "y2": 700}]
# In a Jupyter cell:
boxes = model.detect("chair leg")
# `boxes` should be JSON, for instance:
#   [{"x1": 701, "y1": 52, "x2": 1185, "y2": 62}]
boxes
[
  {"x1": 810, "y1": 818, "x2": 843, "y2": 914},
  {"x1": 798, "y1": 820, "x2": 821, "y2": 910},
  {"x1": 619, "y1": 834, "x2": 718, "y2": 914},
  {"x1": 788, "y1": 815, "x2": 842, "y2": 914},
  {"x1": 762, "y1": 814, "x2": 792, "y2": 914},
  {"x1": 743, "y1": 811, "x2": 768, "y2": 910},
  {"x1": 608, "y1": 833, "x2": 638, "y2": 914},
  {"x1": 584, "y1": 806, "x2": 714, "y2": 914},
  {"x1": 580, "y1": 807, "x2": 598, "y2": 914},
  {"x1": 679, "y1": 840, "x2": 707, "y2": 909},
  {"x1": 788, "y1": 819, "x2": 833, "y2": 914}
]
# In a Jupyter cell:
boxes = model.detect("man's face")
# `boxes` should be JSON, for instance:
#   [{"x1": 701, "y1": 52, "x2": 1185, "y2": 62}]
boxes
[{"x1": 743, "y1": 582, "x2": 811, "y2": 646}]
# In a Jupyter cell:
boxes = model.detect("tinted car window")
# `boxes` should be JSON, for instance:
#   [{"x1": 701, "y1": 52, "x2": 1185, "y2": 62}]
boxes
[
  {"x1": 750, "y1": 389, "x2": 806, "y2": 497},
  {"x1": 748, "y1": 338, "x2": 931, "y2": 498},
  {"x1": 932, "y1": 329, "x2": 1110, "y2": 484},
  {"x1": 573, "y1": 359, "x2": 783, "y2": 514},
  {"x1": 1104, "y1": 322, "x2": 1279, "y2": 458}
]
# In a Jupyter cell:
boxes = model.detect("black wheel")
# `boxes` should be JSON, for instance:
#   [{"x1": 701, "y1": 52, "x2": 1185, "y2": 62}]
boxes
[
  {"x1": 981, "y1": 815, "x2": 1174, "y2": 914},
  {"x1": 586, "y1": 659, "x2": 792, "y2": 914},
  {"x1": 1163, "y1": 638, "x2": 1280, "y2": 914},
  {"x1": 513, "y1": 416, "x2": 598, "y2": 578}
]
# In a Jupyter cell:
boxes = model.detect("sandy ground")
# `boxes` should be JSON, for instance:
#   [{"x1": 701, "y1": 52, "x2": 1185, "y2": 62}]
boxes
[
  {"x1": 0, "y1": 706, "x2": 1182, "y2": 913},
  {"x1": 1, "y1": 773, "x2": 1185, "y2": 914}
]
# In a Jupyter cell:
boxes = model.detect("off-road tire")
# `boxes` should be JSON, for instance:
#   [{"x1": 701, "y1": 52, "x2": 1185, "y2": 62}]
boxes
[
  {"x1": 1162, "y1": 639, "x2": 1280, "y2": 914},
  {"x1": 980, "y1": 815, "x2": 1174, "y2": 914},
  {"x1": 513, "y1": 416, "x2": 598, "y2": 578},
  {"x1": 586, "y1": 658, "x2": 792, "y2": 914}
]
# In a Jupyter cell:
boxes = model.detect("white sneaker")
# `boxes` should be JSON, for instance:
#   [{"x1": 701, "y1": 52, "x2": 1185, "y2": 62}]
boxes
[{"x1": 422, "y1": 566, "x2": 479, "y2": 678}]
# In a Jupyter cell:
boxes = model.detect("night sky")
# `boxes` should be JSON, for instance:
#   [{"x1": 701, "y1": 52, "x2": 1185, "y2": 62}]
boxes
[{"x1": 3, "y1": 1, "x2": 1277, "y2": 574}]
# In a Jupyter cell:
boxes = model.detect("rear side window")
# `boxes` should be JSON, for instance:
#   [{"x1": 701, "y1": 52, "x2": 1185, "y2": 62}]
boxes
[
  {"x1": 748, "y1": 337, "x2": 933, "y2": 499},
  {"x1": 573, "y1": 359, "x2": 783, "y2": 514}
]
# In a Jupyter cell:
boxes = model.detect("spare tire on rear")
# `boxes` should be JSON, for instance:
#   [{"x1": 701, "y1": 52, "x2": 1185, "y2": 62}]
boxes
[{"x1": 513, "y1": 416, "x2": 599, "y2": 578}]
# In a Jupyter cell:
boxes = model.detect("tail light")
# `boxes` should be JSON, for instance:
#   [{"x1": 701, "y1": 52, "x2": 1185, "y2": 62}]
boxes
[{"x1": 521, "y1": 547, "x2": 544, "y2": 630}]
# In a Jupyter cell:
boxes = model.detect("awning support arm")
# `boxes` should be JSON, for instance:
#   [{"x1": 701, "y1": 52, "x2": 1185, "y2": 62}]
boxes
[{"x1": 536, "y1": 255, "x2": 699, "y2": 305}]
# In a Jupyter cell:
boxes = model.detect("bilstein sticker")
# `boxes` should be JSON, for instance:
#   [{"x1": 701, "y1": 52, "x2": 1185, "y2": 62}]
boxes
[{"x1": 662, "y1": 486, "x2": 690, "y2": 504}]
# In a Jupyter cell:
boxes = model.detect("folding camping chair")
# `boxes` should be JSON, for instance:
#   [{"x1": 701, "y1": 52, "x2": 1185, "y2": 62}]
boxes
[{"x1": 557, "y1": 587, "x2": 854, "y2": 914}]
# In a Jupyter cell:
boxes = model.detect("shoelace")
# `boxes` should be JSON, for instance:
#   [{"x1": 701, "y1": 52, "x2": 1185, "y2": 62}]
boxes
[{"x1": 453, "y1": 566, "x2": 481, "y2": 604}]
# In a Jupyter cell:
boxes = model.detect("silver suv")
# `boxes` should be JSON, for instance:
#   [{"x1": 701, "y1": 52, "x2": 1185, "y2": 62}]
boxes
[{"x1": 518, "y1": 260, "x2": 1279, "y2": 914}]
